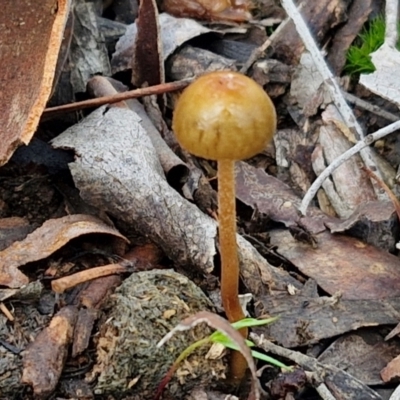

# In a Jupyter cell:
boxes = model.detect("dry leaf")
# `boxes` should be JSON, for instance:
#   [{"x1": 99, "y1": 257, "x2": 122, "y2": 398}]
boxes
[
  {"x1": 318, "y1": 331, "x2": 400, "y2": 385},
  {"x1": 0, "y1": 0, "x2": 71, "y2": 165},
  {"x1": 381, "y1": 354, "x2": 400, "y2": 383},
  {"x1": 0, "y1": 214, "x2": 128, "y2": 288},
  {"x1": 255, "y1": 280, "x2": 400, "y2": 347},
  {"x1": 132, "y1": 0, "x2": 164, "y2": 88},
  {"x1": 270, "y1": 229, "x2": 400, "y2": 300},
  {"x1": 235, "y1": 161, "x2": 334, "y2": 234}
]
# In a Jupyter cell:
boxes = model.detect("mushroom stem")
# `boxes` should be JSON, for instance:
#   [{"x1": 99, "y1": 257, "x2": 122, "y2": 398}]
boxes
[
  {"x1": 218, "y1": 159, "x2": 248, "y2": 380},
  {"x1": 218, "y1": 160, "x2": 244, "y2": 323}
]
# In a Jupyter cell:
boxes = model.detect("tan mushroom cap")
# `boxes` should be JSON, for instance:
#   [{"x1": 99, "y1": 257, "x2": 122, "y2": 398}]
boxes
[{"x1": 172, "y1": 71, "x2": 277, "y2": 161}]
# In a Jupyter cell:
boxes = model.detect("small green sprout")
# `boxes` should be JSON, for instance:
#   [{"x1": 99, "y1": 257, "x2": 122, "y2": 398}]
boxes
[
  {"x1": 345, "y1": 15, "x2": 400, "y2": 76},
  {"x1": 155, "y1": 316, "x2": 292, "y2": 400},
  {"x1": 211, "y1": 317, "x2": 292, "y2": 370}
]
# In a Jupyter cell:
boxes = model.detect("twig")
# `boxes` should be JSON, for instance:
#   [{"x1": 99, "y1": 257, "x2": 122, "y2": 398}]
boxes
[
  {"x1": 315, "y1": 382, "x2": 337, "y2": 400},
  {"x1": 240, "y1": 17, "x2": 290, "y2": 74},
  {"x1": 43, "y1": 79, "x2": 192, "y2": 116},
  {"x1": 51, "y1": 263, "x2": 128, "y2": 293},
  {"x1": 280, "y1": 0, "x2": 388, "y2": 201},
  {"x1": 250, "y1": 333, "x2": 337, "y2": 400},
  {"x1": 342, "y1": 91, "x2": 400, "y2": 123},
  {"x1": 299, "y1": 120, "x2": 400, "y2": 215},
  {"x1": 0, "y1": 302, "x2": 14, "y2": 321}
]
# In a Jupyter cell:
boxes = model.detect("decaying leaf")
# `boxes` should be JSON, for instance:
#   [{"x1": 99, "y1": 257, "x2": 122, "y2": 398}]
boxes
[
  {"x1": 290, "y1": 52, "x2": 331, "y2": 115},
  {"x1": 0, "y1": 0, "x2": 71, "y2": 165},
  {"x1": 271, "y1": 0, "x2": 347, "y2": 65},
  {"x1": 318, "y1": 331, "x2": 400, "y2": 385},
  {"x1": 0, "y1": 214, "x2": 128, "y2": 288},
  {"x1": 270, "y1": 229, "x2": 400, "y2": 300},
  {"x1": 235, "y1": 161, "x2": 334, "y2": 234},
  {"x1": 132, "y1": 0, "x2": 164, "y2": 88},
  {"x1": 381, "y1": 354, "x2": 400, "y2": 383},
  {"x1": 325, "y1": 200, "x2": 398, "y2": 252},
  {"x1": 255, "y1": 279, "x2": 400, "y2": 347}
]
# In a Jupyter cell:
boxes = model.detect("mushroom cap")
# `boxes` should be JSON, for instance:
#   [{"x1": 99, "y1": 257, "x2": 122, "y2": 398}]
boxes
[{"x1": 172, "y1": 71, "x2": 276, "y2": 161}]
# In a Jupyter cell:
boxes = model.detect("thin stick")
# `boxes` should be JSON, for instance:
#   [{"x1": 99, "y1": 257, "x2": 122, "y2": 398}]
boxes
[
  {"x1": 240, "y1": 17, "x2": 290, "y2": 74},
  {"x1": 0, "y1": 302, "x2": 14, "y2": 321},
  {"x1": 218, "y1": 159, "x2": 247, "y2": 380},
  {"x1": 299, "y1": 119, "x2": 400, "y2": 215},
  {"x1": 51, "y1": 263, "x2": 128, "y2": 293},
  {"x1": 43, "y1": 79, "x2": 192, "y2": 116},
  {"x1": 342, "y1": 91, "x2": 400, "y2": 123}
]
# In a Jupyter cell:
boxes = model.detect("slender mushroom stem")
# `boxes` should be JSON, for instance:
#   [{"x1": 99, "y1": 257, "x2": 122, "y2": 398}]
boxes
[
  {"x1": 218, "y1": 160, "x2": 245, "y2": 323},
  {"x1": 218, "y1": 159, "x2": 248, "y2": 380}
]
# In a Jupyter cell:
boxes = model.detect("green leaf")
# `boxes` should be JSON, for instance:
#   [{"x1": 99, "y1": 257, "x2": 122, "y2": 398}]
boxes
[
  {"x1": 230, "y1": 316, "x2": 279, "y2": 330},
  {"x1": 250, "y1": 350, "x2": 292, "y2": 371}
]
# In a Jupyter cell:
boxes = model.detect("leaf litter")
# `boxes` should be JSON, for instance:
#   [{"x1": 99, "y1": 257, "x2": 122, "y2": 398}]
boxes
[{"x1": 2, "y1": 0, "x2": 400, "y2": 398}]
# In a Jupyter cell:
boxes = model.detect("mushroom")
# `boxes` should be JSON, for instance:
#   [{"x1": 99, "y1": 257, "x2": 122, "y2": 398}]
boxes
[{"x1": 172, "y1": 70, "x2": 276, "y2": 379}]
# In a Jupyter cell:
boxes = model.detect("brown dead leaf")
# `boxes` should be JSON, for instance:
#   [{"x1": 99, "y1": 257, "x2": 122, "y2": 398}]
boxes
[
  {"x1": 236, "y1": 160, "x2": 397, "y2": 251},
  {"x1": 0, "y1": 0, "x2": 71, "y2": 165},
  {"x1": 381, "y1": 354, "x2": 400, "y2": 383},
  {"x1": 255, "y1": 280, "x2": 400, "y2": 347},
  {"x1": 318, "y1": 331, "x2": 400, "y2": 385},
  {"x1": 325, "y1": 200, "x2": 398, "y2": 252},
  {"x1": 72, "y1": 307, "x2": 98, "y2": 357},
  {"x1": 0, "y1": 214, "x2": 128, "y2": 288},
  {"x1": 132, "y1": 0, "x2": 164, "y2": 88},
  {"x1": 235, "y1": 161, "x2": 335, "y2": 234},
  {"x1": 270, "y1": 229, "x2": 400, "y2": 300},
  {"x1": 22, "y1": 305, "x2": 78, "y2": 397}
]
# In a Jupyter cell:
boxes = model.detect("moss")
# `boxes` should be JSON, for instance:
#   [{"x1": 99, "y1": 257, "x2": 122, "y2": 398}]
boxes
[{"x1": 344, "y1": 15, "x2": 400, "y2": 76}]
